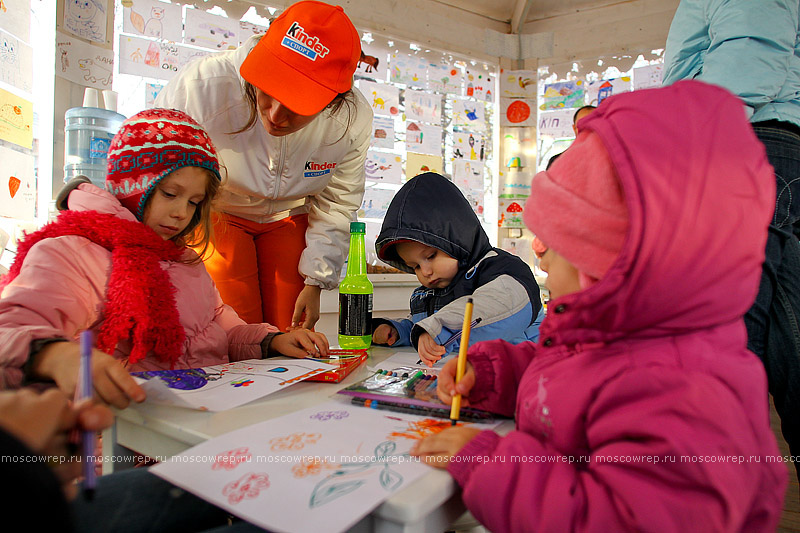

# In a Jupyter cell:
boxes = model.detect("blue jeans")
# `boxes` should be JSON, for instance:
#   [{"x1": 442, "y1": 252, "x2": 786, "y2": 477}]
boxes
[
  {"x1": 746, "y1": 124, "x2": 800, "y2": 478},
  {"x1": 71, "y1": 469, "x2": 268, "y2": 533}
]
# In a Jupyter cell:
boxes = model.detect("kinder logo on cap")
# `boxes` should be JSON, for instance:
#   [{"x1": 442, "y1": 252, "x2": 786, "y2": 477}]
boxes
[
  {"x1": 281, "y1": 21, "x2": 330, "y2": 61},
  {"x1": 304, "y1": 161, "x2": 337, "y2": 177}
]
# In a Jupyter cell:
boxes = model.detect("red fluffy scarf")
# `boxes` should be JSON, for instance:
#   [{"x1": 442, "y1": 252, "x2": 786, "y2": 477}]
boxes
[{"x1": 1, "y1": 210, "x2": 186, "y2": 366}]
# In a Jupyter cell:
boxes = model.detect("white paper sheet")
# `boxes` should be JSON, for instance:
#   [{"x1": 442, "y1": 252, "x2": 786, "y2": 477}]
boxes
[
  {"x1": 0, "y1": 0, "x2": 30, "y2": 42},
  {"x1": 358, "y1": 187, "x2": 396, "y2": 219},
  {"x1": 370, "y1": 115, "x2": 395, "y2": 149},
  {"x1": 405, "y1": 122, "x2": 442, "y2": 156},
  {"x1": 152, "y1": 401, "x2": 493, "y2": 533},
  {"x1": 356, "y1": 41, "x2": 390, "y2": 82},
  {"x1": 119, "y1": 34, "x2": 215, "y2": 81},
  {"x1": 499, "y1": 69, "x2": 536, "y2": 98},
  {"x1": 0, "y1": 145, "x2": 35, "y2": 220},
  {"x1": 452, "y1": 132, "x2": 485, "y2": 161},
  {"x1": 404, "y1": 90, "x2": 441, "y2": 124},
  {"x1": 633, "y1": 64, "x2": 663, "y2": 91},
  {"x1": 389, "y1": 52, "x2": 427, "y2": 89},
  {"x1": 0, "y1": 29, "x2": 32, "y2": 93},
  {"x1": 184, "y1": 7, "x2": 240, "y2": 51},
  {"x1": 426, "y1": 63, "x2": 461, "y2": 93},
  {"x1": 122, "y1": 0, "x2": 183, "y2": 42},
  {"x1": 452, "y1": 99, "x2": 486, "y2": 131},
  {"x1": 356, "y1": 79, "x2": 400, "y2": 118},
  {"x1": 132, "y1": 359, "x2": 336, "y2": 412},
  {"x1": 56, "y1": 31, "x2": 114, "y2": 89},
  {"x1": 63, "y1": 0, "x2": 108, "y2": 43},
  {"x1": 365, "y1": 150, "x2": 402, "y2": 184},
  {"x1": 500, "y1": 97, "x2": 535, "y2": 127}
]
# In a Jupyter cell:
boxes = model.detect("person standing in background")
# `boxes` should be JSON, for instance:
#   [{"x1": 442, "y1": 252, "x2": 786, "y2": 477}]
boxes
[
  {"x1": 156, "y1": 1, "x2": 372, "y2": 331},
  {"x1": 663, "y1": 0, "x2": 800, "y2": 482}
]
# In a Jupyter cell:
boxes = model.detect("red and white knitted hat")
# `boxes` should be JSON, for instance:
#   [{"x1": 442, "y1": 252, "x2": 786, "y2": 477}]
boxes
[{"x1": 105, "y1": 108, "x2": 221, "y2": 220}]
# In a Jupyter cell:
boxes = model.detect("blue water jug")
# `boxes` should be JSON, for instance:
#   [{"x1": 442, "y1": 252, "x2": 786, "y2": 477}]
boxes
[{"x1": 64, "y1": 107, "x2": 126, "y2": 187}]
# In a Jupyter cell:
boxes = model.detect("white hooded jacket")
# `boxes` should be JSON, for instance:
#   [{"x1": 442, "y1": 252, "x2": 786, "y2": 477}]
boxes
[{"x1": 156, "y1": 35, "x2": 373, "y2": 289}]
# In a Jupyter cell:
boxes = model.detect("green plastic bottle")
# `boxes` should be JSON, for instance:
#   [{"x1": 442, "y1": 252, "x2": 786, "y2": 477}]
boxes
[{"x1": 338, "y1": 221, "x2": 373, "y2": 349}]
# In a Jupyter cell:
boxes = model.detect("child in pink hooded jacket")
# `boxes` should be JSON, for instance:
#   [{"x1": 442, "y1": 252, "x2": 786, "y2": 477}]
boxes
[
  {"x1": 411, "y1": 81, "x2": 787, "y2": 531},
  {"x1": 0, "y1": 109, "x2": 328, "y2": 408}
]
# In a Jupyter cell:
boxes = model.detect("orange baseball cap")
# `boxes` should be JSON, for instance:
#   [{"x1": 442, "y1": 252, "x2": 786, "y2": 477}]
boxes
[{"x1": 240, "y1": 1, "x2": 360, "y2": 116}]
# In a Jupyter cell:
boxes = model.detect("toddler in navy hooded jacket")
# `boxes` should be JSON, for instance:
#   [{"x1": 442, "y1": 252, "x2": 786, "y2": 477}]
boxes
[{"x1": 372, "y1": 172, "x2": 544, "y2": 366}]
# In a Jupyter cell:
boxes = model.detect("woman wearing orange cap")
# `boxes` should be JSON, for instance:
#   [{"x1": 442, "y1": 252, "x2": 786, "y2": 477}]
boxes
[{"x1": 156, "y1": 0, "x2": 372, "y2": 331}]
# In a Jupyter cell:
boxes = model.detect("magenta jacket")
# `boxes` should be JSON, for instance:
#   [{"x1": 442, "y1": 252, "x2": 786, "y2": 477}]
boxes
[
  {"x1": 0, "y1": 183, "x2": 277, "y2": 387},
  {"x1": 449, "y1": 82, "x2": 787, "y2": 532}
]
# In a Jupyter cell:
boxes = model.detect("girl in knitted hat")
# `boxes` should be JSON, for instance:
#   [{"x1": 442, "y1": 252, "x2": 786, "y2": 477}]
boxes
[
  {"x1": 410, "y1": 81, "x2": 786, "y2": 530},
  {"x1": 0, "y1": 109, "x2": 328, "y2": 408}
]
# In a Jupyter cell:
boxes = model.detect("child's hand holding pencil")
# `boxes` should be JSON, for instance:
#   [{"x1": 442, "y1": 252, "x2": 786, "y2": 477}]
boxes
[{"x1": 435, "y1": 357, "x2": 476, "y2": 406}]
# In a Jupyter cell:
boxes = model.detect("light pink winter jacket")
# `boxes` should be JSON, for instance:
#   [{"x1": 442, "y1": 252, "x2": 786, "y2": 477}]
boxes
[
  {"x1": 448, "y1": 82, "x2": 787, "y2": 532},
  {"x1": 0, "y1": 183, "x2": 277, "y2": 387}
]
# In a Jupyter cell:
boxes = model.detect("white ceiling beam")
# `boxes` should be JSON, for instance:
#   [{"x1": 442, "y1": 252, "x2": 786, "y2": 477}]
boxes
[{"x1": 510, "y1": 0, "x2": 533, "y2": 35}]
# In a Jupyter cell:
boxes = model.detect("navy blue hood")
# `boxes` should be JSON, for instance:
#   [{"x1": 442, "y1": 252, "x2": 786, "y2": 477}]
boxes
[{"x1": 375, "y1": 173, "x2": 492, "y2": 274}]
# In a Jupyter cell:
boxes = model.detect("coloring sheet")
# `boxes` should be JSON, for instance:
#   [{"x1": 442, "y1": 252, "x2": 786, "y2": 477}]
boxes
[
  {"x1": 356, "y1": 80, "x2": 399, "y2": 117},
  {"x1": 500, "y1": 98, "x2": 535, "y2": 127},
  {"x1": 585, "y1": 77, "x2": 631, "y2": 106},
  {"x1": 464, "y1": 187, "x2": 485, "y2": 217},
  {"x1": 452, "y1": 132, "x2": 485, "y2": 161},
  {"x1": 502, "y1": 237, "x2": 533, "y2": 265},
  {"x1": 499, "y1": 170, "x2": 532, "y2": 198},
  {"x1": 152, "y1": 401, "x2": 495, "y2": 533},
  {"x1": 453, "y1": 160, "x2": 483, "y2": 191},
  {"x1": 56, "y1": 31, "x2": 114, "y2": 89},
  {"x1": 0, "y1": 29, "x2": 33, "y2": 93},
  {"x1": 538, "y1": 107, "x2": 575, "y2": 139},
  {"x1": 356, "y1": 40, "x2": 390, "y2": 82},
  {"x1": 0, "y1": 145, "x2": 35, "y2": 220},
  {"x1": 145, "y1": 82, "x2": 164, "y2": 108},
  {"x1": 184, "y1": 7, "x2": 240, "y2": 51},
  {"x1": 365, "y1": 150, "x2": 402, "y2": 184},
  {"x1": 119, "y1": 34, "x2": 215, "y2": 80},
  {"x1": 358, "y1": 187, "x2": 396, "y2": 219},
  {"x1": 63, "y1": 0, "x2": 108, "y2": 43},
  {"x1": 0, "y1": 0, "x2": 30, "y2": 42},
  {"x1": 404, "y1": 90, "x2": 441, "y2": 124},
  {"x1": 405, "y1": 152, "x2": 442, "y2": 180},
  {"x1": 389, "y1": 52, "x2": 427, "y2": 89},
  {"x1": 372, "y1": 350, "x2": 431, "y2": 372},
  {"x1": 122, "y1": 0, "x2": 183, "y2": 42},
  {"x1": 633, "y1": 64, "x2": 663, "y2": 91},
  {"x1": 499, "y1": 69, "x2": 536, "y2": 98},
  {"x1": 452, "y1": 99, "x2": 486, "y2": 131},
  {"x1": 498, "y1": 197, "x2": 527, "y2": 228},
  {"x1": 464, "y1": 67, "x2": 493, "y2": 101},
  {"x1": 132, "y1": 359, "x2": 336, "y2": 412},
  {"x1": 239, "y1": 21, "x2": 268, "y2": 44},
  {"x1": 370, "y1": 115, "x2": 395, "y2": 150},
  {"x1": 426, "y1": 63, "x2": 461, "y2": 93},
  {"x1": 0, "y1": 87, "x2": 32, "y2": 148},
  {"x1": 541, "y1": 80, "x2": 585, "y2": 110},
  {"x1": 405, "y1": 121, "x2": 442, "y2": 156}
]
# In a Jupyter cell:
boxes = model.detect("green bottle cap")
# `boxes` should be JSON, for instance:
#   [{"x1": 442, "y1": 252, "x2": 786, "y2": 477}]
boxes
[{"x1": 350, "y1": 221, "x2": 366, "y2": 233}]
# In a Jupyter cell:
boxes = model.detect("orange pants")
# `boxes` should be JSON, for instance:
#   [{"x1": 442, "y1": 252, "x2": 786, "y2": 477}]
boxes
[{"x1": 203, "y1": 213, "x2": 309, "y2": 330}]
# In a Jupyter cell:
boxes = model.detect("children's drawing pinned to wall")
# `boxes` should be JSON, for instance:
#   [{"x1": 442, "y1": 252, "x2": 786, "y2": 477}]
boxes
[
  {"x1": 63, "y1": 0, "x2": 108, "y2": 43},
  {"x1": 453, "y1": 133, "x2": 485, "y2": 161},
  {"x1": 390, "y1": 52, "x2": 428, "y2": 89},
  {"x1": 426, "y1": 63, "x2": 462, "y2": 93},
  {"x1": 452, "y1": 99, "x2": 486, "y2": 131},
  {"x1": 0, "y1": 29, "x2": 32, "y2": 93},
  {"x1": 498, "y1": 198, "x2": 527, "y2": 228},
  {"x1": 365, "y1": 150, "x2": 402, "y2": 184},
  {"x1": 359, "y1": 187, "x2": 396, "y2": 219},
  {"x1": 122, "y1": 0, "x2": 182, "y2": 42},
  {"x1": 56, "y1": 31, "x2": 115, "y2": 89},
  {"x1": 0, "y1": 88, "x2": 32, "y2": 148},
  {"x1": 501, "y1": 98, "x2": 536, "y2": 127},
  {"x1": 356, "y1": 41, "x2": 389, "y2": 80},
  {"x1": 585, "y1": 77, "x2": 631, "y2": 106},
  {"x1": 145, "y1": 82, "x2": 164, "y2": 109},
  {"x1": 370, "y1": 115, "x2": 395, "y2": 149},
  {"x1": 405, "y1": 152, "x2": 443, "y2": 180},
  {"x1": 464, "y1": 68, "x2": 493, "y2": 101},
  {"x1": 404, "y1": 122, "x2": 443, "y2": 156},
  {"x1": 499, "y1": 68, "x2": 536, "y2": 98},
  {"x1": 356, "y1": 79, "x2": 400, "y2": 117},
  {"x1": 404, "y1": 90, "x2": 442, "y2": 124},
  {"x1": 0, "y1": 0, "x2": 30, "y2": 42},
  {"x1": 0, "y1": 145, "x2": 35, "y2": 220},
  {"x1": 184, "y1": 7, "x2": 239, "y2": 50}
]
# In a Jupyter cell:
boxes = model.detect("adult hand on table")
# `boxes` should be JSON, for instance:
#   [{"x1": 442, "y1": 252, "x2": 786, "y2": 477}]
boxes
[
  {"x1": 0, "y1": 388, "x2": 113, "y2": 498},
  {"x1": 31, "y1": 341, "x2": 146, "y2": 409},
  {"x1": 289, "y1": 285, "x2": 322, "y2": 330}
]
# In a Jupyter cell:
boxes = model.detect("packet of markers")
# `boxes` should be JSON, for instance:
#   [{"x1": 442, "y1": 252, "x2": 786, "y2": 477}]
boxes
[{"x1": 337, "y1": 366, "x2": 498, "y2": 423}]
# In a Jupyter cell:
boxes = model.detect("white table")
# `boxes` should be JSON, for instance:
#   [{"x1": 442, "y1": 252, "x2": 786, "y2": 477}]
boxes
[{"x1": 103, "y1": 345, "x2": 503, "y2": 532}]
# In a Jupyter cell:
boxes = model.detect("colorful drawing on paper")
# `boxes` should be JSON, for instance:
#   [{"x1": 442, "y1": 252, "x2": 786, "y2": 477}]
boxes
[
  {"x1": 0, "y1": 29, "x2": 32, "y2": 93},
  {"x1": 239, "y1": 20, "x2": 268, "y2": 43},
  {"x1": 404, "y1": 90, "x2": 441, "y2": 124},
  {"x1": 452, "y1": 99, "x2": 485, "y2": 131},
  {"x1": 498, "y1": 198, "x2": 527, "y2": 228},
  {"x1": 0, "y1": 0, "x2": 30, "y2": 42},
  {"x1": 633, "y1": 64, "x2": 663, "y2": 91},
  {"x1": 541, "y1": 80, "x2": 585, "y2": 110},
  {"x1": 389, "y1": 53, "x2": 427, "y2": 89},
  {"x1": 123, "y1": 0, "x2": 182, "y2": 41},
  {"x1": 184, "y1": 7, "x2": 239, "y2": 50},
  {"x1": 499, "y1": 170, "x2": 532, "y2": 198},
  {"x1": 356, "y1": 41, "x2": 389, "y2": 81},
  {"x1": 365, "y1": 150, "x2": 402, "y2": 184},
  {"x1": 0, "y1": 145, "x2": 35, "y2": 220},
  {"x1": 370, "y1": 115, "x2": 394, "y2": 149},
  {"x1": 119, "y1": 34, "x2": 214, "y2": 81},
  {"x1": 56, "y1": 31, "x2": 114, "y2": 89},
  {"x1": 0, "y1": 88, "x2": 32, "y2": 148},
  {"x1": 145, "y1": 82, "x2": 164, "y2": 109},
  {"x1": 453, "y1": 160, "x2": 483, "y2": 191},
  {"x1": 151, "y1": 402, "x2": 497, "y2": 532},
  {"x1": 359, "y1": 187, "x2": 396, "y2": 219},
  {"x1": 499, "y1": 69, "x2": 536, "y2": 98},
  {"x1": 405, "y1": 122, "x2": 442, "y2": 156},
  {"x1": 501, "y1": 98, "x2": 535, "y2": 127},
  {"x1": 406, "y1": 152, "x2": 442, "y2": 180},
  {"x1": 453, "y1": 133, "x2": 485, "y2": 161},
  {"x1": 426, "y1": 63, "x2": 461, "y2": 93},
  {"x1": 131, "y1": 359, "x2": 335, "y2": 412},
  {"x1": 585, "y1": 77, "x2": 631, "y2": 106},
  {"x1": 357, "y1": 79, "x2": 399, "y2": 117},
  {"x1": 464, "y1": 68, "x2": 493, "y2": 102},
  {"x1": 538, "y1": 108, "x2": 575, "y2": 139},
  {"x1": 63, "y1": 0, "x2": 108, "y2": 43}
]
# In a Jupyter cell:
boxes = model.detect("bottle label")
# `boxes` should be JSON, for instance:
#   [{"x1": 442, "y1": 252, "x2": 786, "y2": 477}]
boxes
[{"x1": 338, "y1": 293, "x2": 373, "y2": 336}]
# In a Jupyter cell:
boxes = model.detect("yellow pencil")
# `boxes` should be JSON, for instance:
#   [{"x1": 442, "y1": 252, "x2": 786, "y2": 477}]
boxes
[{"x1": 450, "y1": 297, "x2": 474, "y2": 426}]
